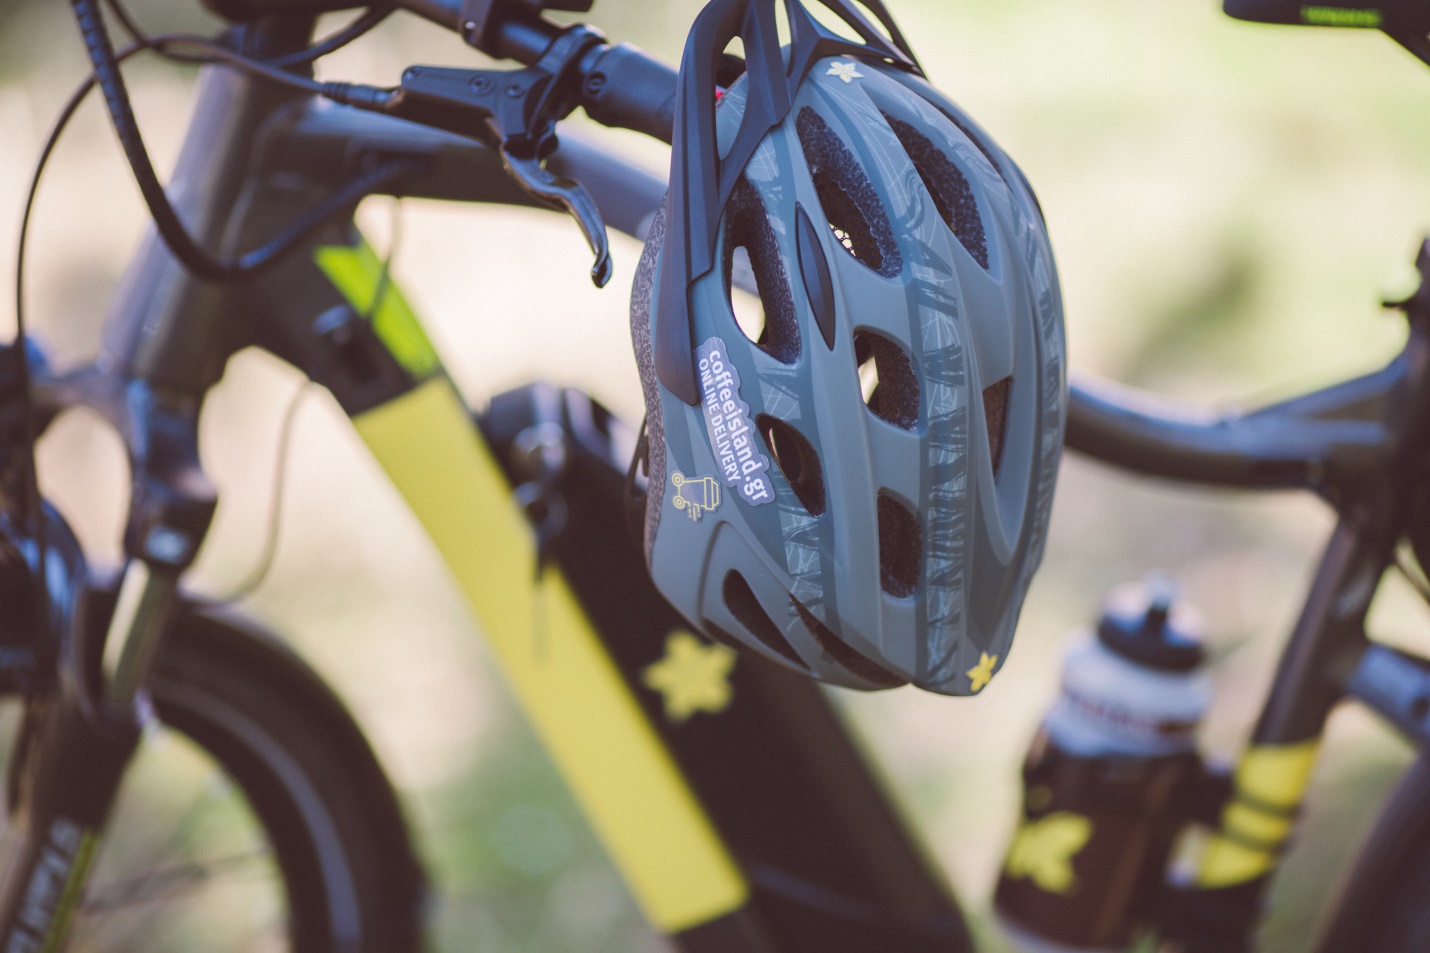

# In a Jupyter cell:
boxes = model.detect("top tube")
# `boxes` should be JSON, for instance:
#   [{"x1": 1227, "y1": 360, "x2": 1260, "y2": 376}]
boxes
[
  {"x1": 251, "y1": 95, "x2": 1418, "y2": 500},
  {"x1": 1063, "y1": 361, "x2": 1398, "y2": 493},
  {"x1": 77, "y1": 0, "x2": 1430, "y2": 505}
]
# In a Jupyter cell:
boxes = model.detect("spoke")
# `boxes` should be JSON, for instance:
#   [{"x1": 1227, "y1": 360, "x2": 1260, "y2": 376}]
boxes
[
  {"x1": 82, "y1": 848, "x2": 275, "y2": 911},
  {"x1": 86, "y1": 761, "x2": 236, "y2": 911}
]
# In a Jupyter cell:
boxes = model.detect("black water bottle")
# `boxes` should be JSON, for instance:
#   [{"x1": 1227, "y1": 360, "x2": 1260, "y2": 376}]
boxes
[{"x1": 995, "y1": 578, "x2": 1212, "y2": 951}]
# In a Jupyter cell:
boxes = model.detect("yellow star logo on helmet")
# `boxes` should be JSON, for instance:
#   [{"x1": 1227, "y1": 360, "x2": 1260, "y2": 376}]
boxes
[
  {"x1": 642, "y1": 632, "x2": 737, "y2": 722},
  {"x1": 966, "y1": 652, "x2": 998, "y2": 693},
  {"x1": 826, "y1": 61, "x2": 863, "y2": 84},
  {"x1": 1004, "y1": 812, "x2": 1093, "y2": 895}
]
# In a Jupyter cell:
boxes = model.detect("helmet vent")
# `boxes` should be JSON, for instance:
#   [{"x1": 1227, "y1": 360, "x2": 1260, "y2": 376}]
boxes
[
  {"x1": 728, "y1": 247, "x2": 767, "y2": 345},
  {"x1": 877, "y1": 493, "x2": 921, "y2": 598},
  {"x1": 983, "y1": 376, "x2": 1011, "y2": 476},
  {"x1": 883, "y1": 114, "x2": 988, "y2": 270},
  {"x1": 795, "y1": 107, "x2": 902, "y2": 279},
  {"x1": 854, "y1": 330, "x2": 919, "y2": 430},
  {"x1": 758, "y1": 415, "x2": 826, "y2": 516},
  {"x1": 792, "y1": 598, "x2": 906, "y2": 688},
  {"x1": 723, "y1": 179, "x2": 800, "y2": 364},
  {"x1": 724, "y1": 571, "x2": 805, "y2": 668}
]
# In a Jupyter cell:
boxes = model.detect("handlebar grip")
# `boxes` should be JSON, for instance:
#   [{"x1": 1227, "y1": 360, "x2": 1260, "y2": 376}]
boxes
[{"x1": 580, "y1": 43, "x2": 677, "y2": 145}]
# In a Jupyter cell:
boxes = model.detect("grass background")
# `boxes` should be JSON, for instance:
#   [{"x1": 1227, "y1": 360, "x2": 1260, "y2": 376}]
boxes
[{"x1": 4, "y1": 0, "x2": 1430, "y2": 949}]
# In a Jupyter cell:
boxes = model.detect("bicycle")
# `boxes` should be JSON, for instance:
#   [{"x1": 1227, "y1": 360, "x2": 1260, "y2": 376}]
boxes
[{"x1": 2, "y1": 0, "x2": 1430, "y2": 950}]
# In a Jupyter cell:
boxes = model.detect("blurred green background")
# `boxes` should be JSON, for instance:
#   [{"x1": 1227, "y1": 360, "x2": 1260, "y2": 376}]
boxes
[{"x1": 3, "y1": 0, "x2": 1430, "y2": 950}]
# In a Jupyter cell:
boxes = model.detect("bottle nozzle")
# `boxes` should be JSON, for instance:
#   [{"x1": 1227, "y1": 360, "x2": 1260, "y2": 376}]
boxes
[{"x1": 1096, "y1": 573, "x2": 1205, "y2": 672}]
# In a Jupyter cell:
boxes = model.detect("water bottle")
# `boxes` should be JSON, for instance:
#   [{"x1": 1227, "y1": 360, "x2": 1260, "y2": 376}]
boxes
[{"x1": 995, "y1": 576, "x2": 1213, "y2": 952}]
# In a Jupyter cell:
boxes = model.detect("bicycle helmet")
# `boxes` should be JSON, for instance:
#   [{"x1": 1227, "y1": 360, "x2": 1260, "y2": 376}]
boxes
[{"x1": 630, "y1": 0, "x2": 1067, "y2": 694}]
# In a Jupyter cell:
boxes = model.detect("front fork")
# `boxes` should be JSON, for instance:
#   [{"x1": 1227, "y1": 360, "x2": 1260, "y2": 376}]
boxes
[
  {"x1": 0, "y1": 370, "x2": 215, "y2": 951},
  {"x1": 0, "y1": 686, "x2": 137, "y2": 953}
]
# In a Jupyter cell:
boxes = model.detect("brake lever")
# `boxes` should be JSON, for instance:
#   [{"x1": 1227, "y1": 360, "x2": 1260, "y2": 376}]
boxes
[
  {"x1": 502, "y1": 154, "x2": 612, "y2": 287},
  {"x1": 384, "y1": 26, "x2": 613, "y2": 287}
]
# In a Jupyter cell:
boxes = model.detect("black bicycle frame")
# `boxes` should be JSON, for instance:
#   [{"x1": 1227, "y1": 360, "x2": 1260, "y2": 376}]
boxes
[
  {"x1": 5, "y1": 17, "x2": 974, "y2": 952},
  {"x1": 6, "y1": 5, "x2": 1430, "y2": 952}
]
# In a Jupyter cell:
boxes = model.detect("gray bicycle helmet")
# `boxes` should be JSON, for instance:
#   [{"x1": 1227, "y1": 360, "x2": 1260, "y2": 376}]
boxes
[{"x1": 630, "y1": 0, "x2": 1067, "y2": 694}]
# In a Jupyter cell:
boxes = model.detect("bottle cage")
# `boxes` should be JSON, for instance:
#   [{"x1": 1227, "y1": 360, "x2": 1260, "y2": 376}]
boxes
[{"x1": 653, "y1": 0, "x2": 922, "y2": 405}]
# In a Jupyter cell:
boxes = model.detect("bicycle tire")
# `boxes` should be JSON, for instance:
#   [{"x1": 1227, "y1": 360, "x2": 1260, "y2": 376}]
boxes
[
  {"x1": 62, "y1": 600, "x2": 426, "y2": 953},
  {"x1": 1313, "y1": 751, "x2": 1430, "y2": 953}
]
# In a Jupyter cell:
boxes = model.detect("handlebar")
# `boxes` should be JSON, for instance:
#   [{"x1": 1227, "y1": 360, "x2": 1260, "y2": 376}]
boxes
[
  {"x1": 576, "y1": 42, "x2": 678, "y2": 144},
  {"x1": 387, "y1": 0, "x2": 1413, "y2": 497},
  {"x1": 206, "y1": 0, "x2": 679, "y2": 143},
  {"x1": 416, "y1": 0, "x2": 679, "y2": 144},
  {"x1": 213, "y1": 0, "x2": 1430, "y2": 501}
]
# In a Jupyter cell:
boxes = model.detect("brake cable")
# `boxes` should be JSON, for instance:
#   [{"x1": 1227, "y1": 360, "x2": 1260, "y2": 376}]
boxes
[
  {"x1": 68, "y1": 0, "x2": 405, "y2": 284},
  {"x1": 101, "y1": 0, "x2": 397, "y2": 69},
  {"x1": 14, "y1": 9, "x2": 403, "y2": 584}
]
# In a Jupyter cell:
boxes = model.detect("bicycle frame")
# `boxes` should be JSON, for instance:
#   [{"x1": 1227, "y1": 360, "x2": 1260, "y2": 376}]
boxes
[
  {"x1": 5, "y1": 11, "x2": 1430, "y2": 952},
  {"x1": 3, "y1": 20, "x2": 972, "y2": 952}
]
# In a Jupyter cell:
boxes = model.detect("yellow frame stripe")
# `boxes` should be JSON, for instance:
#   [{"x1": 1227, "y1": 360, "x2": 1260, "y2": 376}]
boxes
[
  {"x1": 314, "y1": 241, "x2": 441, "y2": 378},
  {"x1": 355, "y1": 379, "x2": 747, "y2": 931},
  {"x1": 1222, "y1": 802, "x2": 1293, "y2": 846},
  {"x1": 1198, "y1": 740, "x2": 1320, "y2": 888}
]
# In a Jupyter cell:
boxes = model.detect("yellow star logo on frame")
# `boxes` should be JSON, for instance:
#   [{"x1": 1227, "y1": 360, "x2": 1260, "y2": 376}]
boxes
[
  {"x1": 966, "y1": 652, "x2": 998, "y2": 693},
  {"x1": 642, "y1": 632, "x2": 737, "y2": 723}
]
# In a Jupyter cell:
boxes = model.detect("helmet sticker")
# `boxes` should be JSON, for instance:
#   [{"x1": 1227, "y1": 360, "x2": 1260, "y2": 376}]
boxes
[
  {"x1": 825, "y1": 62, "x2": 864, "y2": 84},
  {"x1": 671, "y1": 471, "x2": 721, "y2": 521},
  {"x1": 695, "y1": 337, "x2": 775, "y2": 507}
]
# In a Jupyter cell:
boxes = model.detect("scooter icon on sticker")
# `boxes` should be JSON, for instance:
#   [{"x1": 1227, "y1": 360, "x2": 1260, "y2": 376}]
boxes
[{"x1": 671, "y1": 472, "x2": 721, "y2": 522}]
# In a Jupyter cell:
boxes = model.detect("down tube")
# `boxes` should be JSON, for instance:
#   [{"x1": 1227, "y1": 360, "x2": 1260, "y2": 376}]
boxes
[
  {"x1": 283, "y1": 222, "x2": 968, "y2": 953},
  {"x1": 250, "y1": 215, "x2": 758, "y2": 944},
  {"x1": 352, "y1": 376, "x2": 750, "y2": 933}
]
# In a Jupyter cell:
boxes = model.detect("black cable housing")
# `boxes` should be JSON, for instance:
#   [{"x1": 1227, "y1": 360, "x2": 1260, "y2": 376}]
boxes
[
  {"x1": 72, "y1": 0, "x2": 239, "y2": 282},
  {"x1": 16, "y1": 8, "x2": 402, "y2": 608},
  {"x1": 271, "y1": 4, "x2": 395, "y2": 66},
  {"x1": 11, "y1": 40, "x2": 156, "y2": 607},
  {"x1": 102, "y1": 0, "x2": 394, "y2": 68},
  {"x1": 69, "y1": 0, "x2": 402, "y2": 283}
]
